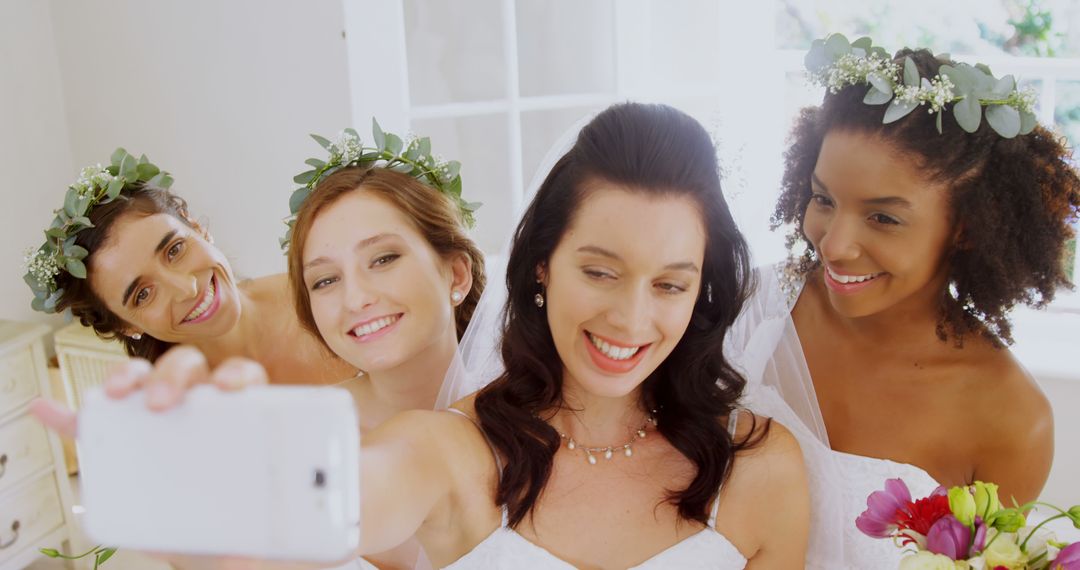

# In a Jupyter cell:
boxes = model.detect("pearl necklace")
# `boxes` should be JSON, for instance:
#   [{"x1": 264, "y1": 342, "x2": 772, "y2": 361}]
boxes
[{"x1": 552, "y1": 413, "x2": 658, "y2": 465}]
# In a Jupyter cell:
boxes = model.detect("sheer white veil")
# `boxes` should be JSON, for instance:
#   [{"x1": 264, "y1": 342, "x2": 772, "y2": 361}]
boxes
[
  {"x1": 433, "y1": 107, "x2": 847, "y2": 568},
  {"x1": 435, "y1": 115, "x2": 593, "y2": 409}
]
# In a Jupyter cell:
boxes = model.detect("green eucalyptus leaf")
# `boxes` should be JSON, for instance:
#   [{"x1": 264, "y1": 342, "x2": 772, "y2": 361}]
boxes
[
  {"x1": 991, "y1": 75, "x2": 1016, "y2": 98},
  {"x1": 138, "y1": 154, "x2": 149, "y2": 165},
  {"x1": 105, "y1": 165, "x2": 119, "y2": 176},
  {"x1": 851, "y1": 36, "x2": 873, "y2": 51},
  {"x1": 882, "y1": 100, "x2": 918, "y2": 124},
  {"x1": 74, "y1": 194, "x2": 92, "y2": 217},
  {"x1": 67, "y1": 245, "x2": 89, "y2": 259},
  {"x1": 106, "y1": 178, "x2": 125, "y2": 200},
  {"x1": 158, "y1": 174, "x2": 174, "y2": 188},
  {"x1": 824, "y1": 33, "x2": 850, "y2": 60},
  {"x1": 449, "y1": 176, "x2": 462, "y2": 197},
  {"x1": 953, "y1": 95, "x2": 982, "y2": 133},
  {"x1": 463, "y1": 200, "x2": 483, "y2": 211},
  {"x1": 136, "y1": 163, "x2": 160, "y2": 181},
  {"x1": 975, "y1": 62, "x2": 993, "y2": 76},
  {"x1": 63, "y1": 235, "x2": 77, "y2": 250},
  {"x1": 304, "y1": 158, "x2": 326, "y2": 169},
  {"x1": 45, "y1": 227, "x2": 66, "y2": 239},
  {"x1": 24, "y1": 271, "x2": 47, "y2": 293},
  {"x1": 445, "y1": 160, "x2": 462, "y2": 180},
  {"x1": 293, "y1": 170, "x2": 318, "y2": 185},
  {"x1": 372, "y1": 118, "x2": 386, "y2": 151},
  {"x1": 851, "y1": 47, "x2": 866, "y2": 59},
  {"x1": 985, "y1": 104, "x2": 1021, "y2": 138},
  {"x1": 119, "y1": 153, "x2": 138, "y2": 180},
  {"x1": 903, "y1": 57, "x2": 920, "y2": 87},
  {"x1": 44, "y1": 288, "x2": 63, "y2": 311},
  {"x1": 96, "y1": 548, "x2": 117, "y2": 565},
  {"x1": 867, "y1": 73, "x2": 893, "y2": 96},
  {"x1": 863, "y1": 86, "x2": 893, "y2": 105},
  {"x1": 31, "y1": 296, "x2": 46, "y2": 312},
  {"x1": 289, "y1": 187, "x2": 311, "y2": 214},
  {"x1": 1019, "y1": 110, "x2": 1037, "y2": 135},
  {"x1": 940, "y1": 65, "x2": 972, "y2": 95},
  {"x1": 385, "y1": 133, "x2": 403, "y2": 155},
  {"x1": 65, "y1": 258, "x2": 87, "y2": 279},
  {"x1": 344, "y1": 127, "x2": 359, "y2": 139},
  {"x1": 63, "y1": 188, "x2": 79, "y2": 218},
  {"x1": 418, "y1": 137, "x2": 431, "y2": 157},
  {"x1": 310, "y1": 134, "x2": 334, "y2": 150},
  {"x1": 110, "y1": 148, "x2": 128, "y2": 167},
  {"x1": 39, "y1": 548, "x2": 61, "y2": 558},
  {"x1": 804, "y1": 42, "x2": 829, "y2": 73}
]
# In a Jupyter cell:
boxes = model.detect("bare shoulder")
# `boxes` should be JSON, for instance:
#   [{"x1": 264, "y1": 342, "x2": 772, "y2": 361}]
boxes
[
  {"x1": 962, "y1": 343, "x2": 1054, "y2": 503},
  {"x1": 727, "y1": 411, "x2": 806, "y2": 490}
]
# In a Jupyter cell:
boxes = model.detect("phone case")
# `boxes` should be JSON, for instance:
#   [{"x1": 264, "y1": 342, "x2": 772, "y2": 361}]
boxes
[{"x1": 77, "y1": 384, "x2": 361, "y2": 562}]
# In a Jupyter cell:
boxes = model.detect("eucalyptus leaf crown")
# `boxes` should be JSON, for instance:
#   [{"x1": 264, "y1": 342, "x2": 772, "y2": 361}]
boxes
[
  {"x1": 24, "y1": 149, "x2": 174, "y2": 313},
  {"x1": 280, "y1": 118, "x2": 480, "y2": 253},
  {"x1": 805, "y1": 33, "x2": 1039, "y2": 138}
]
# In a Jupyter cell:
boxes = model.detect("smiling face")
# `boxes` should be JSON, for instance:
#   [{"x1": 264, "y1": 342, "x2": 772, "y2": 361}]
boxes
[
  {"x1": 88, "y1": 213, "x2": 241, "y2": 342},
  {"x1": 803, "y1": 129, "x2": 957, "y2": 318},
  {"x1": 542, "y1": 183, "x2": 706, "y2": 400},
  {"x1": 300, "y1": 190, "x2": 465, "y2": 372}
]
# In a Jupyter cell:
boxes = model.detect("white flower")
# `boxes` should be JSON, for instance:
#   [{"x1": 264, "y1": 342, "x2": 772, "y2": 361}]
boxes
[
  {"x1": 898, "y1": 551, "x2": 963, "y2": 570},
  {"x1": 23, "y1": 248, "x2": 60, "y2": 289}
]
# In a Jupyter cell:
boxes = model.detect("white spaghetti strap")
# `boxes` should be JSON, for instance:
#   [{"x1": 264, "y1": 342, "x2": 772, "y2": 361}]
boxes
[
  {"x1": 708, "y1": 409, "x2": 742, "y2": 528},
  {"x1": 444, "y1": 409, "x2": 511, "y2": 527}
]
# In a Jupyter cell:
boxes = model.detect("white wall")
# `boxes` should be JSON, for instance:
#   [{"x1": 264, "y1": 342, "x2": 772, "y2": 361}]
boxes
[
  {"x1": 48, "y1": 0, "x2": 355, "y2": 282},
  {"x1": 0, "y1": 0, "x2": 75, "y2": 329}
]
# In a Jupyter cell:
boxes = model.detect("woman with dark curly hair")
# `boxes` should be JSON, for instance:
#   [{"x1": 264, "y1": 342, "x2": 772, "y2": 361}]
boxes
[{"x1": 728, "y1": 35, "x2": 1080, "y2": 567}]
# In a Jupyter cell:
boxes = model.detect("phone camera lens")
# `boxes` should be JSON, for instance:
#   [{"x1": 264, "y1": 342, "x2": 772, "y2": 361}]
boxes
[{"x1": 314, "y1": 469, "x2": 327, "y2": 487}]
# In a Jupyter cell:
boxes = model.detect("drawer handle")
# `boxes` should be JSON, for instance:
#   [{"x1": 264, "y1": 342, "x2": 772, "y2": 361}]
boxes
[
  {"x1": 0, "y1": 453, "x2": 6, "y2": 479},
  {"x1": 0, "y1": 520, "x2": 19, "y2": 550}
]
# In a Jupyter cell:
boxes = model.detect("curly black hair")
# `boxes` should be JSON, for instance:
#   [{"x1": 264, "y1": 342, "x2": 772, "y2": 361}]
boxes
[{"x1": 774, "y1": 48, "x2": 1080, "y2": 345}]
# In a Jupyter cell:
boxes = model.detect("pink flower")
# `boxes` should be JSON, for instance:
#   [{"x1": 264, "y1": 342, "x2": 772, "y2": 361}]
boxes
[
  {"x1": 857, "y1": 478, "x2": 913, "y2": 538},
  {"x1": 1053, "y1": 542, "x2": 1080, "y2": 569},
  {"x1": 925, "y1": 515, "x2": 971, "y2": 560}
]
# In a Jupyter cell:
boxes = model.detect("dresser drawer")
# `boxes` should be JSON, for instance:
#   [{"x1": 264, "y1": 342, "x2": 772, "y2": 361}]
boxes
[
  {"x1": 0, "y1": 348, "x2": 40, "y2": 419},
  {"x1": 0, "y1": 414, "x2": 54, "y2": 495},
  {"x1": 0, "y1": 474, "x2": 64, "y2": 565}
]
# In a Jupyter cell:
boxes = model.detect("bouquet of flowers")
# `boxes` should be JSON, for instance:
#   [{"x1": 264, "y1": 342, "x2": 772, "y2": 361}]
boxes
[{"x1": 857, "y1": 479, "x2": 1080, "y2": 569}]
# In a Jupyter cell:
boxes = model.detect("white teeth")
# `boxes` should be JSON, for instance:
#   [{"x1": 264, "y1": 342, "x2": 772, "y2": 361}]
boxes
[
  {"x1": 352, "y1": 315, "x2": 399, "y2": 337},
  {"x1": 183, "y1": 278, "x2": 216, "y2": 322},
  {"x1": 588, "y1": 333, "x2": 640, "y2": 361},
  {"x1": 827, "y1": 267, "x2": 880, "y2": 284}
]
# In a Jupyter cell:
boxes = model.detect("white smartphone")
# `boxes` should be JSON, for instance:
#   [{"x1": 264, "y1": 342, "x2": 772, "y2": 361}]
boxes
[{"x1": 76, "y1": 384, "x2": 361, "y2": 562}]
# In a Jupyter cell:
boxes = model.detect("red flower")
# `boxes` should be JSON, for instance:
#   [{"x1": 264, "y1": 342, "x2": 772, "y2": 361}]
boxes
[{"x1": 895, "y1": 494, "x2": 952, "y2": 543}]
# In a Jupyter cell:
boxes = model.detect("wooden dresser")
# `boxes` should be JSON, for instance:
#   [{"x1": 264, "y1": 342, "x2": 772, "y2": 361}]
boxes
[{"x1": 0, "y1": 321, "x2": 75, "y2": 569}]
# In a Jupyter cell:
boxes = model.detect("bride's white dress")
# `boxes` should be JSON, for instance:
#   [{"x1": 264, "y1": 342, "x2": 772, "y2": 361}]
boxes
[{"x1": 727, "y1": 263, "x2": 940, "y2": 569}]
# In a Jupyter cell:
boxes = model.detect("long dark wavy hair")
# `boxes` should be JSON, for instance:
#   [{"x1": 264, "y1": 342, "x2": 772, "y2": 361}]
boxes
[
  {"x1": 775, "y1": 48, "x2": 1080, "y2": 345},
  {"x1": 474, "y1": 102, "x2": 763, "y2": 528}
]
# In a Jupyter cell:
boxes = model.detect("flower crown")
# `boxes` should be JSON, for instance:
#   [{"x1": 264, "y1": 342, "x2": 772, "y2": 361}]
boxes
[
  {"x1": 24, "y1": 149, "x2": 174, "y2": 313},
  {"x1": 280, "y1": 119, "x2": 479, "y2": 252},
  {"x1": 805, "y1": 33, "x2": 1038, "y2": 138}
]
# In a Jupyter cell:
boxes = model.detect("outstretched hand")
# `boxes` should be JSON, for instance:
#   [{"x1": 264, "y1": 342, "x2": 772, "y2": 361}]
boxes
[{"x1": 30, "y1": 345, "x2": 269, "y2": 439}]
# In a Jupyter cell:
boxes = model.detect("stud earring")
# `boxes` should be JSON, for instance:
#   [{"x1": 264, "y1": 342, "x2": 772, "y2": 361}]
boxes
[
  {"x1": 534, "y1": 293, "x2": 545, "y2": 308},
  {"x1": 451, "y1": 290, "x2": 463, "y2": 304}
]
